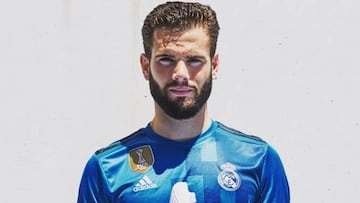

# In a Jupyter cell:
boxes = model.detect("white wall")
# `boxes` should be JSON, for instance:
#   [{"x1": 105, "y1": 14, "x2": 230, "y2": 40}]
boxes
[{"x1": 1, "y1": 0, "x2": 359, "y2": 202}]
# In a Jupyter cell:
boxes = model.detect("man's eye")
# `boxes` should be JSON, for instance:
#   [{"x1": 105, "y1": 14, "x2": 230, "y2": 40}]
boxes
[
  {"x1": 187, "y1": 58, "x2": 203, "y2": 68},
  {"x1": 157, "y1": 57, "x2": 175, "y2": 66}
]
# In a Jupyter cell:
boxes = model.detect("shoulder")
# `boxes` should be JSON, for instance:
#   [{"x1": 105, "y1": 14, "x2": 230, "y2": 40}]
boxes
[
  {"x1": 95, "y1": 128, "x2": 146, "y2": 157},
  {"x1": 214, "y1": 121, "x2": 280, "y2": 158},
  {"x1": 85, "y1": 128, "x2": 148, "y2": 174},
  {"x1": 215, "y1": 121, "x2": 266, "y2": 144},
  {"x1": 81, "y1": 128, "x2": 148, "y2": 189},
  {"x1": 214, "y1": 121, "x2": 285, "y2": 168}
]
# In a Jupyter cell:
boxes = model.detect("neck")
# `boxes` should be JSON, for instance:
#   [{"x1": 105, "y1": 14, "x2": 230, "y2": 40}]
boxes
[{"x1": 151, "y1": 103, "x2": 212, "y2": 141}]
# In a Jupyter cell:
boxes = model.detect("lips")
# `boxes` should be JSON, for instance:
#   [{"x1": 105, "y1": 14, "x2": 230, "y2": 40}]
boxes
[{"x1": 168, "y1": 86, "x2": 193, "y2": 96}]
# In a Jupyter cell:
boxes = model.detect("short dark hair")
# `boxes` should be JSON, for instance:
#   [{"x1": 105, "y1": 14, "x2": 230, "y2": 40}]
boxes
[{"x1": 141, "y1": 1, "x2": 220, "y2": 58}]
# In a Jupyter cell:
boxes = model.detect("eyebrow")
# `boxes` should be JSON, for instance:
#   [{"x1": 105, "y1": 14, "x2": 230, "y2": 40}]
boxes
[
  {"x1": 155, "y1": 54, "x2": 175, "y2": 58},
  {"x1": 155, "y1": 54, "x2": 206, "y2": 61},
  {"x1": 186, "y1": 55, "x2": 206, "y2": 60}
]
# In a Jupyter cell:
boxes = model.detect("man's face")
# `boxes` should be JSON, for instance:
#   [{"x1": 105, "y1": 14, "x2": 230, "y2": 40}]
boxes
[{"x1": 141, "y1": 27, "x2": 219, "y2": 120}]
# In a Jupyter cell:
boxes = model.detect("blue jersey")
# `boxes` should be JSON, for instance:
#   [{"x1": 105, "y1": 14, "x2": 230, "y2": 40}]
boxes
[{"x1": 78, "y1": 121, "x2": 289, "y2": 203}]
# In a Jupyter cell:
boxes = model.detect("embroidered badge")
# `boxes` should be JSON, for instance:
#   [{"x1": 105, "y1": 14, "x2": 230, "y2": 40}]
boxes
[
  {"x1": 217, "y1": 162, "x2": 241, "y2": 191},
  {"x1": 128, "y1": 145, "x2": 154, "y2": 173}
]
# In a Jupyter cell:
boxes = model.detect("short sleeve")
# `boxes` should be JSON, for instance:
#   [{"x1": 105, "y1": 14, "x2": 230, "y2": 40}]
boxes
[
  {"x1": 77, "y1": 155, "x2": 111, "y2": 203},
  {"x1": 256, "y1": 146, "x2": 290, "y2": 203}
]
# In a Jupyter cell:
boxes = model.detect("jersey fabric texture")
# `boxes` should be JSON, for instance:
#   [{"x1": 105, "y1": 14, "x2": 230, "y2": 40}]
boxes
[{"x1": 78, "y1": 121, "x2": 290, "y2": 203}]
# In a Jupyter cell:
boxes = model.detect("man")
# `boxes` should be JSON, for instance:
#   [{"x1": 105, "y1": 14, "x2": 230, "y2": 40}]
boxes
[{"x1": 77, "y1": 2, "x2": 290, "y2": 202}]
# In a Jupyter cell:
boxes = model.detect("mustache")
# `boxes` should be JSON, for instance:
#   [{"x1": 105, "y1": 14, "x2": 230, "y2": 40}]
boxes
[{"x1": 165, "y1": 80, "x2": 191, "y2": 88}]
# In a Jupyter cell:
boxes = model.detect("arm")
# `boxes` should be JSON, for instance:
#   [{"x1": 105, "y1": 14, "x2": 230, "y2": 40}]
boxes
[
  {"x1": 256, "y1": 146, "x2": 290, "y2": 203},
  {"x1": 77, "y1": 155, "x2": 111, "y2": 203}
]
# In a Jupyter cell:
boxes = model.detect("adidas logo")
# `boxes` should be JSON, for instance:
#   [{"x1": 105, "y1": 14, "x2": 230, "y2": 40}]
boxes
[{"x1": 133, "y1": 175, "x2": 158, "y2": 192}]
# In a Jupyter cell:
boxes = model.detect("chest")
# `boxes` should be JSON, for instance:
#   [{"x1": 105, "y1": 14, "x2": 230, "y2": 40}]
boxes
[{"x1": 114, "y1": 142, "x2": 262, "y2": 203}]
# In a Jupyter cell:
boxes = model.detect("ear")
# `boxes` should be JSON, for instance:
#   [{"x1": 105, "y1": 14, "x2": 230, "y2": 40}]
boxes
[
  {"x1": 211, "y1": 53, "x2": 219, "y2": 79},
  {"x1": 140, "y1": 54, "x2": 150, "y2": 80}
]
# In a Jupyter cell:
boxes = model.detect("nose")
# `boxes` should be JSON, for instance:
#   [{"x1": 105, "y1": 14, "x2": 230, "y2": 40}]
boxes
[{"x1": 172, "y1": 60, "x2": 189, "y2": 83}]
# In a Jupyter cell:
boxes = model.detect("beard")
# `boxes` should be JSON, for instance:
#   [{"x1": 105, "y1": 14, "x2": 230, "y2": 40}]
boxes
[{"x1": 149, "y1": 71, "x2": 212, "y2": 120}]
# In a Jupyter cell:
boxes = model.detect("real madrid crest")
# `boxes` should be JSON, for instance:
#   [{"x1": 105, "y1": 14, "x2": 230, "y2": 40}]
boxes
[
  {"x1": 128, "y1": 145, "x2": 154, "y2": 173},
  {"x1": 217, "y1": 162, "x2": 241, "y2": 191}
]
